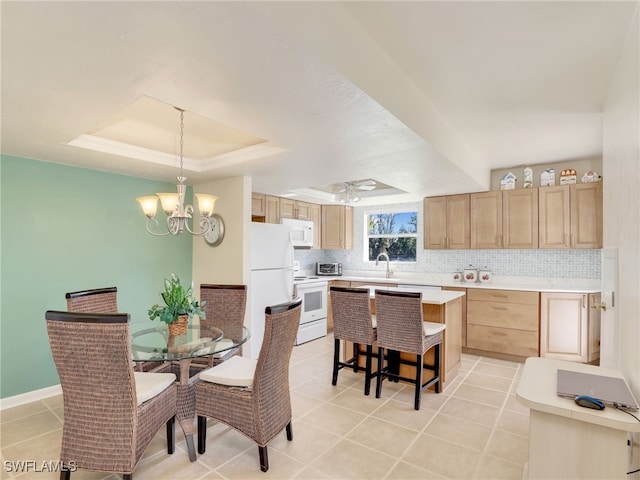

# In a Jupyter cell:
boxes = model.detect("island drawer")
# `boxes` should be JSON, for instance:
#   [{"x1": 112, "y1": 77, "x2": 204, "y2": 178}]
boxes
[
  {"x1": 467, "y1": 325, "x2": 539, "y2": 357},
  {"x1": 467, "y1": 300, "x2": 539, "y2": 330},
  {"x1": 467, "y1": 289, "x2": 538, "y2": 305}
]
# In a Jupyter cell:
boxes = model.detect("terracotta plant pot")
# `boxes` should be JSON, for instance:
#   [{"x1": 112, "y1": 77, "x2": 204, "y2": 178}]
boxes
[{"x1": 168, "y1": 315, "x2": 188, "y2": 336}]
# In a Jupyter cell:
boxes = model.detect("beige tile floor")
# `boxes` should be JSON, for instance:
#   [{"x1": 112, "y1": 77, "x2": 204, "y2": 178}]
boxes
[{"x1": 1, "y1": 334, "x2": 529, "y2": 479}]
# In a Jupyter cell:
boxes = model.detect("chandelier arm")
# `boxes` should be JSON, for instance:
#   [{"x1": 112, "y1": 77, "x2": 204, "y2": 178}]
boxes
[
  {"x1": 144, "y1": 218, "x2": 172, "y2": 237},
  {"x1": 167, "y1": 217, "x2": 183, "y2": 235},
  {"x1": 183, "y1": 217, "x2": 213, "y2": 236}
]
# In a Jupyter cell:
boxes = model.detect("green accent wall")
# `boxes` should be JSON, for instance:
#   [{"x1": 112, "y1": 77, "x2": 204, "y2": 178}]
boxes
[{"x1": 0, "y1": 155, "x2": 194, "y2": 398}]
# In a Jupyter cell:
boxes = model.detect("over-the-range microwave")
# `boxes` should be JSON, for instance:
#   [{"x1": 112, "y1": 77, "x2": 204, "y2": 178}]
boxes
[{"x1": 280, "y1": 218, "x2": 313, "y2": 248}]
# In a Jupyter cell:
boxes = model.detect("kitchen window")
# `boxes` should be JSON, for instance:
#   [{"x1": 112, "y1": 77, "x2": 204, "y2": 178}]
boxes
[{"x1": 366, "y1": 211, "x2": 417, "y2": 262}]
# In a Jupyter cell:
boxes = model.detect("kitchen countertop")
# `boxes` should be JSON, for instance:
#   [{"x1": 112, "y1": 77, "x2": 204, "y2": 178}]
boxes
[
  {"x1": 357, "y1": 285, "x2": 466, "y2": 305},
  {"x1": 321, "y1": 271, "x2": 600, "y2": 294}
]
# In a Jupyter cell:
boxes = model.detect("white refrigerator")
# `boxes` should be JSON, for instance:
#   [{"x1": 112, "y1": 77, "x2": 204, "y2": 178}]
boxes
[{"x1": 245, "y1": 222, "x2": 294, "y2": 359}]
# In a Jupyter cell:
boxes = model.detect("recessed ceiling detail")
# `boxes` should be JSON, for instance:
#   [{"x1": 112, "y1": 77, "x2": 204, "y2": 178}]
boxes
[{"x1": 68, "y1": 96, "x2": 288, "y2": 171}]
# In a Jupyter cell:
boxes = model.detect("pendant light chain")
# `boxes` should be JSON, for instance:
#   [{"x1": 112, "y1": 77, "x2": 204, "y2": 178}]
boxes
[{"x1": 178, "y1": 108, "x2": 185, "y2": 179}]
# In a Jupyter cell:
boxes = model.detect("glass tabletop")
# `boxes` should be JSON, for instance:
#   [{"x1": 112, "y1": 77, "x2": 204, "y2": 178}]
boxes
[{"x1": 131, "y1": 324, "x2": 250, "y2": 362}]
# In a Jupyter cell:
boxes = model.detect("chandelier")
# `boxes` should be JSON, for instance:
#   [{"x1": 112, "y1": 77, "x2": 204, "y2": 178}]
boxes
[{"x1": 136, "y1": 108, "x2": 217, "y2": 236}]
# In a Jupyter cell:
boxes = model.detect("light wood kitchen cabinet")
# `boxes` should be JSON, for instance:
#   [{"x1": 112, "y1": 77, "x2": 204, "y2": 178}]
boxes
[
  {"x1": 251, "y1": 193, "x2": 280, "y2": 223},
  {"x1": 539, "y1": 183, "x2": 602, "y2": 249},
  {"x1": 309, "y1": 203, "x2": 322, "y2": 249},
  {"x1": 540, "y1": 292, "x2": 601, "y2": 363},
  {"x1": 251, "y1": 193, "x2": 266, "y2": 218},
  {"x1": 321, "y1": 205, "x2": 353, "y2": 250},
  {"x1": 466, "y1": 289, "x2": 540, "y2": 359},
  {"x1": 279, "y1": 199, "x2": 312, "y2": 220},
  {"x1": 470, "y1": 189, "x2": 538, "y2": 248},
  {"x1": 423, "y1": 194, "x2": 470, "y2": 249},
  {"x1": 265, "y1": 195, "x2": 280, "y2": 224},
  {"x1": 503, "y1": 188, "x2": 538, "y2": 248},
  {"x1": 470, "y1": 191, "x2": 503, "y2": 248}
]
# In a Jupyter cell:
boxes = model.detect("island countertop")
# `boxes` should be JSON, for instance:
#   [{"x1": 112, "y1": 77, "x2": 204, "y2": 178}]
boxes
[{"x1": 356, "y1": 285, "x2": 466, "y2": 305}]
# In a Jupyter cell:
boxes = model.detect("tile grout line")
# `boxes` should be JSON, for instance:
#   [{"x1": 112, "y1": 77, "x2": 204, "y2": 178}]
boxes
[
  {"x1": 470, "y1": 361, "x2": 525, "y2": 479},
  {"x1": 381, "y1": 355, "x2": 483, "y2": 479}
]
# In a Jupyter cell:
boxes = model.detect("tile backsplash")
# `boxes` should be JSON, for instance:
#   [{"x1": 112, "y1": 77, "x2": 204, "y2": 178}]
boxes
[{"x1": 294, "y1": 201, "x2": 601, "y2": 279}]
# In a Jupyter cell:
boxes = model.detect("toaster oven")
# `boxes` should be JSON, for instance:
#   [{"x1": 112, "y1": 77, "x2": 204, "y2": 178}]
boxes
[{"x1": 316, "y1": 262, "x2": 342, "y2": 276}]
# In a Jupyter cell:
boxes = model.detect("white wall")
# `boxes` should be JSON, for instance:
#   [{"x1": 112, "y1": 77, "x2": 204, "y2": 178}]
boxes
[{"x1": 603, "y1": 5, "x2": 640, "y2": 394}]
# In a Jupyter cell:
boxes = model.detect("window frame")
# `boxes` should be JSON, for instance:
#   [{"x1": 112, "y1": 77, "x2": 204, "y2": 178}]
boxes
[{"x1": 363, "y1": 208, "x2": 418, "y2": 264}]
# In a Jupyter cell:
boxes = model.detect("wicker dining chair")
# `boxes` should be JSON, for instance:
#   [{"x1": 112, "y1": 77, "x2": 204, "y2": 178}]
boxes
[
  {"x1": 195, "y1": 297, "x2": 302, "y2": 472},
  {"x1": 374, "y1": 290, "x2": 446, "y2": 410},
  {"x1": 329, "y1": 286, "x2": 380, "y2": 395},
  {"x1": 65, "y1": 286, "x2": 163, "y2": 372},
  {"x1": 65, "y1": 286, "x2": 118, "y2": 313},
  {"x1": 45, "y1": 310, "x2": 177, "y2": 480},
  {"x1": 191, "y1": 284, "x2": 247, "y2": 369}
]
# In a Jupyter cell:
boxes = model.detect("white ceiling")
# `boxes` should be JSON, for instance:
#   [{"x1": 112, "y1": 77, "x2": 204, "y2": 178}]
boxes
[{"x1": 2, "y1": 1, "x2": 636, "y2": 205}]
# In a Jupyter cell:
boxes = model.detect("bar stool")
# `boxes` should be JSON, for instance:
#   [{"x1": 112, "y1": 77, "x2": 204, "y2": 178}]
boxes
[
  {"x1": 374, "y1": 289, "x2": 445, "y2": 410},
  {"x1": 329, "y1": 286, "x2": 380, "y2": 395}
]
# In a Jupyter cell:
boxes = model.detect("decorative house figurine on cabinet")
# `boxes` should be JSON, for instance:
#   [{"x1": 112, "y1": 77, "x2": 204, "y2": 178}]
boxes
[
  {"x1": 523, "y1": 167, "x2": 533, "y2": 188},
  {"x1": 581, "y1": 171, "x2": 601, "y2": 183},
  {"x1": 560, "y1": 169, "x2": 577, "y2": 185},
  {"x1": 500, "y1": 172, "x2": 516, "y2": 190},
  {"x1": 541, "y1": 168, "x2": 556, "y2": 187}
]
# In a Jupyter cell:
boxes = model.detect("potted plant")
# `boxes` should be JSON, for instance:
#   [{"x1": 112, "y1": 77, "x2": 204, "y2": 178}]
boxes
[{"x1": 148, "y1": 274, "x2": 206, "y2": 335}]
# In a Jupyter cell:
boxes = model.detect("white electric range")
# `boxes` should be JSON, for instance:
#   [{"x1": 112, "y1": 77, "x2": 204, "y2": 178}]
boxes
[{"x1": 292, "y1": 275, "x2": 328, "y2": 345}]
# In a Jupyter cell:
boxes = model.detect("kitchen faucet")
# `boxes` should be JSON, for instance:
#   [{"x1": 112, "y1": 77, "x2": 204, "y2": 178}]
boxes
[{"x1": 375, "y1": 252, "x2": 394, "y2": 278}]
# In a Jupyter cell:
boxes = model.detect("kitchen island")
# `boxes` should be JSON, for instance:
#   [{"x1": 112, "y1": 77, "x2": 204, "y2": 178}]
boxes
[
  {"x1": 343, "y1": 285, "x2": 465, "y2": 387},
  {"x1": 326, "y1": 271, "x2": 601, "y2": 363}
]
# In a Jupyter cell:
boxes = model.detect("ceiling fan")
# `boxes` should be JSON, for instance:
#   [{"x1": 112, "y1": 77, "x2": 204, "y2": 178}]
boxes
[{"x1": 335, "y1": 179, "x2": 377, "y2": 203}]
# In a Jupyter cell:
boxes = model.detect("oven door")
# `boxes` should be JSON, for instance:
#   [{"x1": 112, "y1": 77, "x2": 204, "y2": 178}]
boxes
[{"x1": 295, "y1": 282, "x2": 328, "y2": 325}]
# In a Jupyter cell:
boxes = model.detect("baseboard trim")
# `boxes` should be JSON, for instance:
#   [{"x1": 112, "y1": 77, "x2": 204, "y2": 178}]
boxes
[{"x1": 0, "y1": 384, "x2": 62, "y2": 410}]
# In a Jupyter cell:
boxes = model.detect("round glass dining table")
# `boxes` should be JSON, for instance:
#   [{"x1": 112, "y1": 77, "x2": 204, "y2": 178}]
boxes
[{"x1": 130, "y1": 324, "x2": 250, "y2": 462}]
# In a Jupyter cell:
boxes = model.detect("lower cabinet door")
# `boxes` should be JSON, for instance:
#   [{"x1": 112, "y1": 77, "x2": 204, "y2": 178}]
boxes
[{"x1": 540, "y1": 292, "x2": 600, "y2": 363}]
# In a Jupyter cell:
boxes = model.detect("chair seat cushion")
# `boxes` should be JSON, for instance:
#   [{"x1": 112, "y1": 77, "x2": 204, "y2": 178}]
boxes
[
  {"x1": 134, "y1": 371, "x2": 176, "y2": 406},
  {"x1": 423, "y1": 321, "x2": 446, "y2": 336},
  {"x1": 371, "y1": 314, "x2": 377, "y2": 329},
  {"x1": 200, "y1": 355, "x2": 257, "y2": 387}
]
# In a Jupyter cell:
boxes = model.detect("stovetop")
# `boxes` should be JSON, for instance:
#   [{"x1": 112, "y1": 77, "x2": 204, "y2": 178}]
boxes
[{"x1": 293, "y1": 275, "x2": 329, "y2": 285}]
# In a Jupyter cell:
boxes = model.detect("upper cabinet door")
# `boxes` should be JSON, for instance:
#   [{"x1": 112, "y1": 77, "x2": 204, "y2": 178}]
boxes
[
  {"x1": 251, "y1": 193, "x2": 266, "y2": 217},
  {"x1": 539, "y1": 183, "x2": 602, "y2": 249},
  {"x1": 570, "y1": 183, "x2": 602, "y2": 249},
  {"x1": 296, "y1": 201, "x2": 312, "y2": 221},
  {"x1": 539, "y1": 186, "x2": 571, "y2": 248},
  {"x1": 446, "y1": 194, "x2": 470, "y2": 249},
  {"x1": 279, "y1": 198, "x2": 296, "y2": 219},
  {"x1": 309, "y1": 203, "x2": 322, "y2": 249},
  {"x1": 423, "y1": 194, "x2": 469, "y2": 249},
  {"x1": 423, "y1": 196, "x2": 447, "y2": 249},
  {"x1": 470, "y1": 191, "x2": 503, "y2": 249},
  {"x1": 503, "y1": 188, "x2": 538, "y2": 248},
  {"x1": 321, "y1": 205, "x2": 353, "y2": 250}
]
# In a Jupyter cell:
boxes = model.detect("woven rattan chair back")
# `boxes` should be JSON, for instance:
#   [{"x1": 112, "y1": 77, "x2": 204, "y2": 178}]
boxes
[
  {"x1": 330, "y1": 286, "x2": 376, "y2": 345},
  {"x1": 46, "y1": 310, "x2": 176, "y2": 478},
  {"x1": 195, "y1": 298, "x2": 301, "y2": 472},
  {"x1": 252, "y1": 299, "x2": 301, "y2": 422},
  {"x1": 199, "y1": 284, "x2": 246, "y2": 341},
  {"x1": 374, "y1": 289, "x2": 425, "y2": 354},
  {"x1": 65, "y1": 287, "x2": 118, "y2": 313}
]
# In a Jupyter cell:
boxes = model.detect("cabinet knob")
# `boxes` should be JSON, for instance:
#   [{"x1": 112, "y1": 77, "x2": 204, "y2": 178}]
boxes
[{"x1": 592, "y1": 301, "x2": 607, "y2": 311}]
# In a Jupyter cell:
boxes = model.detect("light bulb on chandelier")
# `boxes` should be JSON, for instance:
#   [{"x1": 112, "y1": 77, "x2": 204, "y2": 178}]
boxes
[{"x1": 136, "y1": 107, "x2": 217, "y2": 236}]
